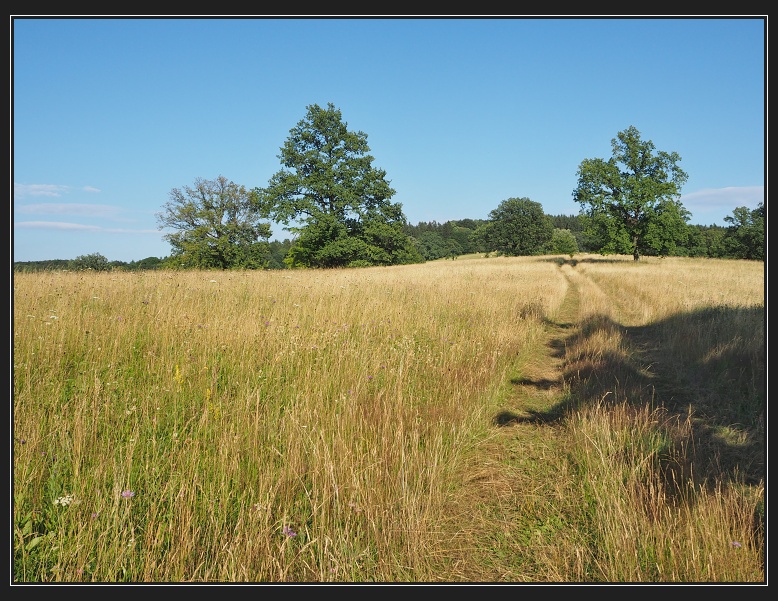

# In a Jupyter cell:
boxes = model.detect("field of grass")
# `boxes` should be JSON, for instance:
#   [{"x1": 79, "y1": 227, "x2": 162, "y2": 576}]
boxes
[{"x1": 12, "y1": 254, "x2": 765, "y2": 583}]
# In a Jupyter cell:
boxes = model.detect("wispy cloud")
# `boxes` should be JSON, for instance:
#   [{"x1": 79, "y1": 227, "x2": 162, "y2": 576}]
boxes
[
  {"x1": 14, "y1": 221, "x2": 166, "y2": 235},
  {"x1": 15, "y1": 203, "x2": 124, "y2": 218},
  {"x1": 14, "y1": 183, "x2": 69, "y2": 198},
  {"x1": 681, "y1": 186, "x2": 764, "y2": 214},
  {"x1": 14, "y1": 183, "x2": 102, "y2": 199},
  {"x1": 677, "y1": 186, "x2": 764, "y2": 225}
]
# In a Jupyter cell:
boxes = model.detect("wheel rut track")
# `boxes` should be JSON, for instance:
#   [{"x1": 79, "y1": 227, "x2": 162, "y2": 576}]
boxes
[{"x1": 437, "y1": 261, "x2": 585, "y2": 582}]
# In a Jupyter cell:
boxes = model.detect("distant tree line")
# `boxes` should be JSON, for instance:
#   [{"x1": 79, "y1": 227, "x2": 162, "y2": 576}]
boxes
[
  {"x1": 402, "y1": 204, "x2": 763, "y2": 262},
  {"x1": 13, "y1": 117, "x2": 764, "y2": 273},
  {"x1": 13, "y1": 206, "x2": 763, "y2": 273}
]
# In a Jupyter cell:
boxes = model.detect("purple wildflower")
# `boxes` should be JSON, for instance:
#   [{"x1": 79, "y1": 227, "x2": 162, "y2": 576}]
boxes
[
  {"x1": 121, "y1": 490, "x2": 135, "y2": 498},
  {"x1": 282, "y1": 525, "x2": 297, "y2": 537},
  {"x1": 731, "y1": 541, "x2": 742, "y2": 548}
]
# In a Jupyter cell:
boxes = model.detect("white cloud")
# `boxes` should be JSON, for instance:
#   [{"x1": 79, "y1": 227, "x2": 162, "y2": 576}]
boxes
[
  {"x1": 681, "y1": 186, "x2": 763, "y2": 210},
  {"x1": 14, "y1": 183, "x2": 102, "y2": 199},
  {"x1": 15, "y1": 203, "x2": 124, "y2": 218},
  {"x1": 15, "y1": 221, "x2": 103, "y2": 231},
  {"x1": 680, "y1": 186, "x2": 764, "y2": 223},
  {"x1": 14, "y1": 221, "x2": 166, "y2": 235},
  {"x1": 14, "y1": 183, "x2": 70, "y2": 198}
]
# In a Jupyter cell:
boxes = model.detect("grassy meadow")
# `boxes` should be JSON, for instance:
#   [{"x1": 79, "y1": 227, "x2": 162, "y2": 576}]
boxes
[{"x1": 12, "y1": 254, "x2": 765, "y2": 583}]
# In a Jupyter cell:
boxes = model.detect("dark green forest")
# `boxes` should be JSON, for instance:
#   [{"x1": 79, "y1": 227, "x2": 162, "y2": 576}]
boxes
[{"x1": 12, "y1": 208, "x2": 765, "y2": 273}]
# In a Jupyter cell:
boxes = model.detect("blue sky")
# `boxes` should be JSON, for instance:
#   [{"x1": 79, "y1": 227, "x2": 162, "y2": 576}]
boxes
[{"x1": 12, "y1": 16, "x2": 765, "y2": 263}]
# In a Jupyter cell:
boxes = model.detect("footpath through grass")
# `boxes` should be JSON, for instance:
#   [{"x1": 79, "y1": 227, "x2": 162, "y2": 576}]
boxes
[
  {"x1": 432, "y1": 261, "x2": 582, "y2": 582},
  {"x1": 431, "y1": 257, "x2": 764, "y2": 583}
]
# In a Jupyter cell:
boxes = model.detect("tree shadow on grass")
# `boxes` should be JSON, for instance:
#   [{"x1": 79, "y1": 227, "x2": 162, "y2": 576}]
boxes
[
  {"x1": 495, "y1": 305, "x2": 765, "y2": 490},
  {"x1": 541, "y1": 256, "x2": 641, "y2": 268}
]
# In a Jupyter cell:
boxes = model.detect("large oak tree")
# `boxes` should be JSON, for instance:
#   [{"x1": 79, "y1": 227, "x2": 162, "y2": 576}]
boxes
[
  {"x1": 573, "y1": 126, "x2": 690, "y2": 261},
  {"x1": 255, "y1": 103, "x2": 422, "y2": 268}
]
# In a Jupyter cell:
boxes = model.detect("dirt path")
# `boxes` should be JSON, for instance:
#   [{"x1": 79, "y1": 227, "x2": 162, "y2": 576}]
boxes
[
  {"x1": 438, "y1": 263, "x2": 583, "y2": 582},
  {"x1": 512, "y1": 263, "x2": 581, "y2": 412}
]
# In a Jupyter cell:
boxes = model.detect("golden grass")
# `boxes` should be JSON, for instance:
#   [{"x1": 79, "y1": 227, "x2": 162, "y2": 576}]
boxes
[{"x1": 13, "y1": 254, "x2": 764, "y2": 582}]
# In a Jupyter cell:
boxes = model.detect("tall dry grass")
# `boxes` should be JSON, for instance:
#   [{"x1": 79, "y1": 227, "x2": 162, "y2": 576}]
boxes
[
  {"x1": 550, "y1": 256, "x2": 764, "y2": 582},
  {"x1": 13, "y1": 257, "x2": 565, "y2": 581},
  {"x1": 12, "y1": 255, "x2": 765, "y2": 582},
  {"x1": 392, "y1": 256, "x2": 764, "y2": 583}
]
